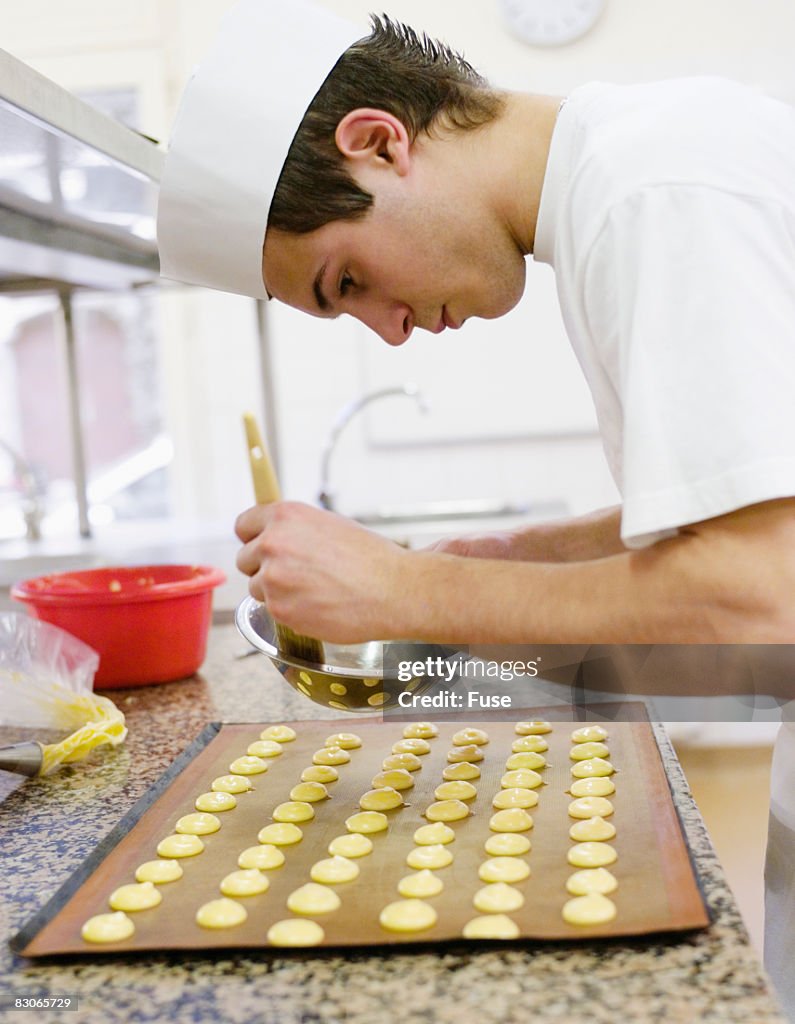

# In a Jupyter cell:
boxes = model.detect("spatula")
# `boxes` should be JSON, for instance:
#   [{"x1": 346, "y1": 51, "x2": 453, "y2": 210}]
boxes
[{"x1": 243, "y1": 412, "x2": 325, "y2": 664}]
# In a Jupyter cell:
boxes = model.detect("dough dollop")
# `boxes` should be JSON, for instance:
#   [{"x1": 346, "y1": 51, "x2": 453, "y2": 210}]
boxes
[
  {"x1": 247, "y1": 739, "x2": 284, "y2": 758},
  {"x1": 379, "y1": 899, "x2": 438, "y2": 932},
  {"x1": 571, "y1": 757, "x2": 615, "y2": 779},
  {"x1": 156, "y1": 833, "x2": 204, "y2": 858},
  {"x1": 372, "y1": 769, "x2": 415, "y2": 791},
  {"x1": 135, "y1": 859, "x2": 183, "y2": 884},
  {"x1": 324, "y1": 732, "x2": 362, "y2": 749},
  {"x1": 478, "y1": 857, "x2": 531, "y2": 883},
  {"x1": 302, "y1": 765, "x2": 339, "y2": 784},
  {"x1": 406, "y1": 844, "x2": 453, "y2": 869},
  {"x1": 463, "y1": 914, "x2": 520, "y2": 939},
  {"x1": 425, "y1": 799, "x2": 470, "y2": 822},
  {"x1": 484, "y1": 833, "x2": 531, "y2": 857},
  {"x1": 562, "y1": 893, "x2": 617, "y2": 925},
  {"x1": 569, "y1": 777, "x2": 616, "y2": 798},
  {"x1": 473, "y1": 882, "x2": 524, "y2": 913},
  {"x1": 310, "y1": 856, "x2": 360, "y2": 884},
  {"x1": 489, "y1": 808, "x2": 533, "y2": 833},
  {"x1": 397, "y1": 869, "x2": 444, "y2": 898},
  {"x1": 500, "y1": 769, "x2": 544, "y2": 790},
  {"x1": 211, "y1": 775, "x2": 252, "y2": 794},
  {"x1": 238, "y1": 844, "x2": 286, "y2": 870},
  {"x1": 568, "y1": 796, "x2": 614, "y2": 819},
  {"x1": 359, "y1": 787, "x2": 403, "y2": 811},
  {"x1": 313, "y1": 746, "x2": 351, "y2": 766},
  {"x1": 287, "y1": 882, "x2": 341, "y2": 915},
  {"x1": 566, "y1": 868, "x2": 618, "y2": 896},
  {"x1": 268, "y1": 918, "x2": 324, "y2": 946},
  {"x1": 392, "y1": 738, "x2": 431, "y2": 756},
  {"x1": 403, "y1": 722, "x2": 439, "y2": 739},
  {"x1": 229, "y1": 755, "x2": 268, "y2": 775},
  {"x1": 196, "y1": 898, "x2": 247, "y2": 929},
  {"x1": 81, "y1": 911, "x2": 135, "y2": 943},
  {"x1": 273, "y1": 801, "x2": 315, "y2": 823},
  {"x1": 442, "y1": 762, "x2": 481, "y2": 781},
  {"x1": 220, "y1": 869, "x2": 270, "y2": 896},
  {"x1": 569, "y1": 816, "x2": 617, "y2": 842},
  {"x1": 567, "y1": 842, "x2": 618, "y2": 868},
  {"x1": 195, "y1": 791, "x2": 237, "y2": 813},
  {"x1": 257, "y1": 823, "x2": 303, "y2": 846},
  {"x1": 571, "y1": 725, "x2": 608, "y2": 743},
  {"x1": 345, "y1": 811, "x2": 388, "y2": 834},
  {"x1": 175, "y1": 812, "x2": 221, "y2": 835},
  {"x1": 260, "y1": 724, "x2": 297, "y2": 743},
  {"x1": 452, "y1": 728, "x2": 489, "y2": 746},
  {"x1": 515, "y1": 720, "x2": 552, "y2": 735},
  {"x1": 413, "y1": 822, "x2": 455, "y2": 846},
  {"x1": 492, "y1": 788, "x2": 539, "y2": 810},
  {"x1": 109, "y1": 881, "x2": 162, "y2": 911},
  {"x1": 328, "y1": 833, "x2": 374, "y2": 858}
]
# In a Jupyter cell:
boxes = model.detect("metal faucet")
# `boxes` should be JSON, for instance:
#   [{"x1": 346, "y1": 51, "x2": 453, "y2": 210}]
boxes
[
  {"x1": 318, "y1": 383, "x2": 428, "y2": 512},
  {"x1": 0, "y1": 439, "x2": 44, "y2": 541}
]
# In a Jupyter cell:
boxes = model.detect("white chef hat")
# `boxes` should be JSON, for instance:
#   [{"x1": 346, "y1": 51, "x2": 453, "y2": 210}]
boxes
[{"x1": 157, "y1": 0, "x2": 364, "y2": 299}]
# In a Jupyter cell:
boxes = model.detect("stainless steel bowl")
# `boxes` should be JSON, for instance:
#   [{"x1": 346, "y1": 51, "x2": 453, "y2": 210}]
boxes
[{"x1": 235, "y1": 597, "x2": 460, "y2": 713}]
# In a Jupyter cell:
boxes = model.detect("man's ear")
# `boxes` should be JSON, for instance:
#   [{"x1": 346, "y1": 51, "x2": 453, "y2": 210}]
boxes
[{"x1": 335, "y1": 108, "x2": 411, "y2": 174}]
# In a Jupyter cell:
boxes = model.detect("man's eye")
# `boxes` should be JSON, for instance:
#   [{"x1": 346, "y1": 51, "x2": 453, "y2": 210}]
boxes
[{"x1": 339, "y1": 272, "x2": 353, "y2": 297}]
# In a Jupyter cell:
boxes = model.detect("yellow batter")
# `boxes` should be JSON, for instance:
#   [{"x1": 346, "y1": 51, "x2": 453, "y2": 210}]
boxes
[
  {"x1": 287, "y1": 882, "x2": 341, "y2": 915},
  {"x1": 403, "y1": 722, "x2": 439, "y2": 739},
  {"x1": 267, "y1": 918, "x2": 324, "y2": 946},
  {"x1": 452, "y1": 727, "x2": 489, "y2": 746},
  {"x1": 257, "y1": 823, "x2": 303, "y2": 845},
  {"x1": 571, "y1": 725, "x2": 609, "y2": 743},
  {"x1": 238, "y1": 844, "x2": 286, "y2": 870},
  {"x1": 500, "y1": 769, "x2": 544, "y2": 790},
  {"x1": 211, "y1": 775, "x2": 252, "y2": 794},
  {"x1": 397, "y1": 869, "x2": 444, "y2": 898},
  {"x1": 109, "y1": 881, "x2": 162, "y2": 912},
  {"x1": 328, "y1": 833, "x2": 373, "y2": 858},
  {"x1": 511, "y1": 736, "x2": 548, "y2": 754},
  {"x1": 260, "y1": 725, "x2": 297, "y2": 743},
  {"x1": 195, "y1": 791, "x2": 237, "y2": 813},
  {"x1": 324, "y1": 732, "x2": 362, "y2": 749},
  {"x1": 478, "y1": 857, "x2": 531, "y2": 884},
  {"x1": 195, "y1": 898, "x2": 247, "y2": 929},
  {"x1": 156, "y1": 834, "x2": 204, "y2": 858},
  {"x1": 492, "y1": 788, "x2": 539, "y2": 810},
  {"x1": 570, "y1": 741, "x2": 610, "y2": 761},
  {"x1": 568, "y1": 796, "x2": 614, "y2": 819},
  {"x1": 562, "y1": 893, "x2": 617, "y2": 926},
  {"x1": 290, "y1": 781, "x2": 329, "y2": 803},
  {"x1": 392, "y1": 738, "x2": 431, "y2": 756},
  {"x1": 175, "y1": 812, "x2": 221, "y2": 836},
  {"x1": 273, "y1": 801, "x2": 315, "y2": 823},
  {"x1": 220, "y1": 869, "x2": 270, "y2": 896},
  {"x1": 382, "y1": 752, "x2": 422, "y2": 772},
  {"x1": 566, "y1": 868, "x2": 618, "y2": 896},
  {"x1": 569, "y1": 777, "x2": 616, "y2": 798},
  {"x1": 447, "y1": 745, "x2": 484, "y2": 764},
  {"x1": 472, "y1": 882, "x2": 524, "y2": 913},
  {"x1": 371, "y1": 769, "x2": 415, "y2": 791},
  {"x1": 229, "y1": 755, "x2": 269, "y2": 775},
  {"x1": 484, "y1": 833, "x2": 531, "y2": 857},
  {"x1": 302, "y1": 765, "x2": 339, "y2": 784},
  {"x1": 425, "y1": 799, "x2": 470, "y2": 822},
  {"x1": 379, "y1": 899, "x2": 438, "y2": 932},
  {"x1": 569, "y1": 816, "x2": 617, "y2": 842},
  {"x1": 359, "y1": 787, "x2": 403, "y2": 811},
  {"x1": 570, "y1": 757, "x2": 615, "y2": 779},
  {"x1": 247, "y1": 739, "x2": 284, "y2": 758},
  {"x1": 406, "y1": 844, "x2": 453, "y2": 870},
  {"x1": 434, "y1": 781, "x2": 477, "y2": 802},
  {"x1": 345, "y1": 811, "x2": 388, "y2": 834},
  {"x1": 489, "y1": 808, "x2": 533, "y2": 833},
  {"x1": 567, "y1": 842, "x2": 618, "y2": 868},
  {"x1": 463, "y1": 914, "x2": 520, "y2": 939},
  {"x1": 505, "y1": 752, "x2": 547, "y2": 771},
  {"x1": 414, "y1": 822, "x2": 455, "y2": 845},
  {"x1": 310, "y1": 855, "x2": 360, "y2": 884},
  {"x1": 135, "y1": 859, "x2": 183, "y2": 884},
  {"x1": 313, "y1": 746, "x2": 351, "y2": 766},
  {"x1": 442, "y1": 762, "x2": 481, "y2": 781},
  {"x1": 515, "y1": 720, "x2": 552, "y2": 735},
  {"x1": 81, "y1": 911, "x2": 135, "y2": 943}
]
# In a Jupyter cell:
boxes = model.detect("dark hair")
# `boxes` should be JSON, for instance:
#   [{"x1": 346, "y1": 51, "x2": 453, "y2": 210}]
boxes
[{"x1": 268, "y1": 15, "x2": 504, "y2": 234}]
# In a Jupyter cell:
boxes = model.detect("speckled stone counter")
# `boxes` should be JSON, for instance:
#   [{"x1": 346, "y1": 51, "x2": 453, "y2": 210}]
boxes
[{"x1": 0, "y1": 623, "x2": 785, "y2": 1024}]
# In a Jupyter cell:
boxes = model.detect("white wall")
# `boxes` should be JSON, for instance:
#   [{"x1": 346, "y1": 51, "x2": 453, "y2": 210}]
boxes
[{"x1": 4, "y1": 0, "x2": 795, "y2": 530}]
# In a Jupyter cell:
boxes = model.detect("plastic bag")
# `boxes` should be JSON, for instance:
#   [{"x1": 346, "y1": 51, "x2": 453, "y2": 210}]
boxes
[{"x1": 0, "y1": 613, "x2": 126, "y2": 774}]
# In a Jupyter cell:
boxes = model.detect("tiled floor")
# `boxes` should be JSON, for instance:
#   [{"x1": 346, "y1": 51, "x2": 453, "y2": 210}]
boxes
[{"x1": 674, "y1": 743, "x2": 773, "y2": 955}]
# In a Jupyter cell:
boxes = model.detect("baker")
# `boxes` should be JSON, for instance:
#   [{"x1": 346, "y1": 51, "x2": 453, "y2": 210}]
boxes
[{"x1": 157, "y1": 1, "x2": 795, "y2": 1016}]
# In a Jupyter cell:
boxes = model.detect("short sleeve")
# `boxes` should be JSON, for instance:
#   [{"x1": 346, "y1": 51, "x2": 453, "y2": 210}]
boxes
[{"x1": 584, "y1": 185, "x2": 795, "y2": 548}]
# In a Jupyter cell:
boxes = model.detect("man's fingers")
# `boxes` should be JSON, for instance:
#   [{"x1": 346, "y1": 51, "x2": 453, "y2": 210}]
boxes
[{"x1": 235, "y1": 504, "x2": 271, "y2": 542}]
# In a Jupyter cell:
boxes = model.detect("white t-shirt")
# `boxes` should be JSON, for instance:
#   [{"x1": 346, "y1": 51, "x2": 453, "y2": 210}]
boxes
[{"x1": 535, "y1": 77, "x2": 795, "y2": 548}]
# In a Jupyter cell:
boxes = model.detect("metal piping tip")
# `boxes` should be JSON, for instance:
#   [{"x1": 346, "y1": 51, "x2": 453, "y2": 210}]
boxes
[{"x1": 0, "y1": 742, "x2": 43, "y2": 777}]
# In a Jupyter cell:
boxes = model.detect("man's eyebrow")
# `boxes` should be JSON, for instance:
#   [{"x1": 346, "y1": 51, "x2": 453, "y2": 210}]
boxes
[{"x1": 313, "y1": 261, "x2": 331, "y2": 313}]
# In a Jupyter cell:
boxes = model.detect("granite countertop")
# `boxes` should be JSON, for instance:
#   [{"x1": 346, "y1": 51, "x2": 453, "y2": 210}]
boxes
[{"x1": 0, "y1": 623, "x2": 785, "y2": 1024}]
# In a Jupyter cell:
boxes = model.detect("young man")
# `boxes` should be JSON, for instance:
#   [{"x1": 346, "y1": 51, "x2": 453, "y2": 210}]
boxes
[{"x1": 158, "y1": 2, "x2": 794, "y2": 1015}]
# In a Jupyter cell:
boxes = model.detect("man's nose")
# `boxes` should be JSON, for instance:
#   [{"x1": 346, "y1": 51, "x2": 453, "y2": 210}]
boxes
[{"x1": 355, "y1": 300, "x2": 414, "y2": 346}]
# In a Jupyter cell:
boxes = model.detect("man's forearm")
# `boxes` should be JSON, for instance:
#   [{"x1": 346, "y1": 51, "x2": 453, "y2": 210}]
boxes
[
  {"x1": 399, "y1": 501, "x2": 795, "y2": 645},
  {"x1": 511, "y1": 505, "x2": 625, "y2": 562}
]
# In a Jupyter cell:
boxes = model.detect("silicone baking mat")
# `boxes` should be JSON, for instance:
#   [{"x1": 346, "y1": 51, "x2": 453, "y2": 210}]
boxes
[{"x1": 13, "y1": 710, "x2": 709, "y2": 955}]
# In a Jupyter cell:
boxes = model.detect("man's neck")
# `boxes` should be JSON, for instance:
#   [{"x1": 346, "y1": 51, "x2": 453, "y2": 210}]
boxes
[{"x1": 486, "y1": 91, "x2": 563, "y2": 255}]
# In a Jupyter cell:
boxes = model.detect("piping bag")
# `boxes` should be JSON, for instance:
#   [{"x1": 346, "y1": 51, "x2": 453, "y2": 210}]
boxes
[{"x1": 0, "y1": 614, "x2": 126, "y2": 776}]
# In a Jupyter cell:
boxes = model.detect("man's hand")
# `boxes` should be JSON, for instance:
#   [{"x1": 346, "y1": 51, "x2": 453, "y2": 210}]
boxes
[{"x1": 235, "y1": 501, "x2": 417, "y2": 642}]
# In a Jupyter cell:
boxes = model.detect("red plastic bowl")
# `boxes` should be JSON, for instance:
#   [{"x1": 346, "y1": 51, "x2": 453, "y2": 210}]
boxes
[{"x1": 11, "y1": 564, "x2": 226, "y2": 688}]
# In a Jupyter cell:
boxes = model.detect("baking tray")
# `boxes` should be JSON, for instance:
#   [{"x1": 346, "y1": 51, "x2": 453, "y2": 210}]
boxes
[{"x1": 13, "y1": 710, "x2": 709, "y2": 955}]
